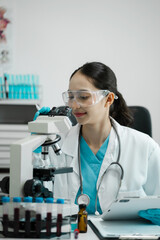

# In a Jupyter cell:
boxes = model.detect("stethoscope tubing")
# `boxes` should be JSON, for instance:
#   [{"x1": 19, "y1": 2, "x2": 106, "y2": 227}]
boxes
[{"x1": 78, "y1": 119, "x2": 124, "y2": 214}]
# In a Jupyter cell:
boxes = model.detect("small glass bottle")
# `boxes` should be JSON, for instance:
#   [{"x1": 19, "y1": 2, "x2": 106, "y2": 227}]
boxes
[{"x1": 77, "y1": 204, "x2": 88, "y2": 233}]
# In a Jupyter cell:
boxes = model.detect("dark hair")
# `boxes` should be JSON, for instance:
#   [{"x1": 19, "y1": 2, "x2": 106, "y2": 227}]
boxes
[{"x1": 70, "y1": 62, "x2": 133, "y2": 126}]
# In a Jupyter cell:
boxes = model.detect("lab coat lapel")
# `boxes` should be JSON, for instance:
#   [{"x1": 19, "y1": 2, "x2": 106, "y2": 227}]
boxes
[
  {"x1": 61, "y1": 124, "x2": 80, "y2": 176},
  {"x1": 97, "y1": 119, "x2": 124, "y2": 212}
]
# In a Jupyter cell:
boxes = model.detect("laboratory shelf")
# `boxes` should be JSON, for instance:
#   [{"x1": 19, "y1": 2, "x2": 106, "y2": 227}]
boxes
[{"x1": 0, "y1": 99, "x2": 41, "y2": 105}]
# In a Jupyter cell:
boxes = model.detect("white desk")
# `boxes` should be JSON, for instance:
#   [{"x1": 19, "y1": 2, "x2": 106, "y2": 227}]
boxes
[{"x1": 71, "y1": 225, "x2": 99, "y2": 240}]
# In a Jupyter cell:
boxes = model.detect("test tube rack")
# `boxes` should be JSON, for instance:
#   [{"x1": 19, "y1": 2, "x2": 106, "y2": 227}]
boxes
[
  {"x1": 0, "y1": 197, "x2": 72, "y2": 239},
  {"x1": 0, "y1": 74, "x2": 41, "y2": 100}
]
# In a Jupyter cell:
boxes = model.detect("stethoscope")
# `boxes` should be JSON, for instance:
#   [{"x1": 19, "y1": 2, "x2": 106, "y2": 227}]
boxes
[{"x1": 77, "y1": 119, "x2": 124, "y2": 215}]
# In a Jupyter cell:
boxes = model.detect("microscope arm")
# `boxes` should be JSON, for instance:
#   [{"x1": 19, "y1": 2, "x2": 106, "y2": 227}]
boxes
[
  {"x1": 9, "y1": 134, "x2": 49, "y2": 198},
  {"x1": 9, "y1": 114, "x2": 73, "y2": 198}
]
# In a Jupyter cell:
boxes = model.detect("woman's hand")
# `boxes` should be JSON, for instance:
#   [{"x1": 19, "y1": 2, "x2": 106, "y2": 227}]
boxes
[
  {"x1": 33, "y1": 106, "x2": 50, "y2": 153},
  {"x1": 33, "y1": 106, "x2": 50, "y2": 120}
]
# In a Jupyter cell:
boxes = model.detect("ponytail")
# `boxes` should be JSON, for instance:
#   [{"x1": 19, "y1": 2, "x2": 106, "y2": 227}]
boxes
[{"x1": 110, "y1": 91, "x2": 134, "y2": 127}]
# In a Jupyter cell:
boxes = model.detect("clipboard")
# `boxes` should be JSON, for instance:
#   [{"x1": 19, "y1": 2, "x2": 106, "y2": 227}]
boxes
[
  {"x1": 101, "y1": 197, "x2": 160, "y2": 220},
  {"x1": 88, "y1": 217, "x2": 160, "y2": 240}
]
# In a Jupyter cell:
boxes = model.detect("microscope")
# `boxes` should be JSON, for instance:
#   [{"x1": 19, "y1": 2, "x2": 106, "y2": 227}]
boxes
[{"x1": 0, "y1": 106, "x2": 77, "y2": 199}]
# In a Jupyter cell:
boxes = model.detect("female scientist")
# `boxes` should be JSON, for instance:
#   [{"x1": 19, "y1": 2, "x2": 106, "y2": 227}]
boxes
[{"x1": 36, "y1": 62, "x2": 160, "y2": 216}]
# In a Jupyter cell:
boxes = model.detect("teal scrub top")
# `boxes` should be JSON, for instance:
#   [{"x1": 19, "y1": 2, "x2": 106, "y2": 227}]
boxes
[{"x1": 75, "y1": 135, "x2": 110, "y2": 214}]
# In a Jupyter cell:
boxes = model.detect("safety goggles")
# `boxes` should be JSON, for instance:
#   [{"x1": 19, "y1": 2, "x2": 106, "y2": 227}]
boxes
[{"x1": 62, "y1": 90, "x2": 118, "y2": 108}]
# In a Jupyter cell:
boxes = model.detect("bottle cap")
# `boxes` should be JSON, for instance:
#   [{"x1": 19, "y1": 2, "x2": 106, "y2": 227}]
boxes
[
  {"x1": 46, "y1": 198, "x2": 54, "y2": 203},
  {"x1": 1, "y1": 196, "x2": 10, "y2": 203},
  {"x1": 35, "y1": 197, "x2": 43, "y2": 203},
  {"x1": 23, "y1": 197, "x2": 33, "y2": 203},
  {"x1": 13, "y1": 197, "x2": 21, "y2": 202},
  {"x1": 57, "y1": 198, "x2": 64, "y2": 204},
  {"x1": 79, "y1": 204, "x2": 87, "y2": 209}
]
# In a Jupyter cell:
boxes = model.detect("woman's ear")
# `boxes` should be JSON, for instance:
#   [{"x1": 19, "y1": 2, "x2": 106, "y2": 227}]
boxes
[{"x1": 104, "y1": 92, "x2": 115, "y2": 107}]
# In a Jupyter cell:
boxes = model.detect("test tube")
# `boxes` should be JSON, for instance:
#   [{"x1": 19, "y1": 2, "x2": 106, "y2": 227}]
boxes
[
  {"x1": 4, "y1": 74, "x2": 9, "y2": 98},
  {"x1": 10, "y1": 74, "x2": 14, "y2": 99},
  {"x1": 2, "y1": 196, "x2": 10, "y2": 236},
  {"x1": 23, "y1": 197, "x2": 32, "y2": 237},
  {"x1": 16, "y1": 75, "x2": 20, "y2": 99},
  {"x1": 45, "y1": 197, "x2": 54, "y2": 236},
  {"x1": 13, "y1": 197, "x2": 21, "y2": 236},
  {"x1": 56, "y1": 198, "x2": 64, "y2": 237},
  {"x1": 35, "y1": 75, "x2": 39, "y2": 99},
  {"x1": 0, "y1": 77, "x2": 2, "y2": 98},
  {"x1": 35, "y1": 197, "x2": 43, "y2": 237},
  {"x1": 1, "y1": 76, "x2": 5, "y2": 99}
]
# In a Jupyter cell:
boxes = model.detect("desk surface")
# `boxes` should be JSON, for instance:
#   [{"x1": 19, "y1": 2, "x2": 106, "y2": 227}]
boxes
[
  {"x1": 71, "y1": 225, "x2": 99, "y2": 240},
  {"x1": 1, "y1": 226, "x2": 99, "y2": 240}
]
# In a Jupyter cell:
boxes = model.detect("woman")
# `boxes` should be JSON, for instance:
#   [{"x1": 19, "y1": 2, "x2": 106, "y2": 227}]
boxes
[{"x1": 36, "y1": 62, "x2": 160, "y2": 215}]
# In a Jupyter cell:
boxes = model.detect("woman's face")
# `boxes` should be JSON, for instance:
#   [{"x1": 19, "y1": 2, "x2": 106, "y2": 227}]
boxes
[{"x1": 69, "y1": 71, "x2": 109, "y2": 125}]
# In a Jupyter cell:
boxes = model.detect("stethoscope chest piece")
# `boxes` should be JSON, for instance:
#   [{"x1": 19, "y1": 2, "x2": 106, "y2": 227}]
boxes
[{"x1": 77, "y1": 194, "x2": 90, "y2": 206}]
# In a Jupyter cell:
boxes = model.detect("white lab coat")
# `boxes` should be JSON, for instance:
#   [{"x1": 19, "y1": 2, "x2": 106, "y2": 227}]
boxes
[{"x1": 50, "y1": 118, "x2": 160, "y2": 213}]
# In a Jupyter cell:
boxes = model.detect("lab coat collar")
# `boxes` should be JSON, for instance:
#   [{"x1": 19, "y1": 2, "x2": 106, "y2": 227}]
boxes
[
  {"x1": 61, "y1": 118, "x2": 123, "y2": 157},
  {"x1": 61, "y1": 118, "x2": 124, "y2": 176}
]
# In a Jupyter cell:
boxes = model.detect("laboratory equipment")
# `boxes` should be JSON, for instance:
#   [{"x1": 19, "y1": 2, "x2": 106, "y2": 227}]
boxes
[
  {"x1": 56, "y1": 198, "x2": 64, "y2": 237},
  {"x1": 0, "y1": 197, "x2": 72, "y2": 238},
  {"x1": 35, "y1": 197, "x2": 43, "y2": 237},
  {"x1": 23, "y1": 196, "x2": 33, "y2": 237},
  {"x1": 46, "y1": 197, "x2": 54, "y2": 236},
  {"x1": 0, "y1": 74, "x2": 41, "y2": 100},
  {"x1": 0, "y1": 106, "x2": 76, "y2": 198},
  {"x1": 13, "y1": 197, "x2": 21, "y2": 235},
  {"x1": 1, "y1": 196, "x2": 10, "y2": 236}
]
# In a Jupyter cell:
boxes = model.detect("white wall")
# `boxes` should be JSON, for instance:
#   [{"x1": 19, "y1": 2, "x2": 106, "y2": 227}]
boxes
[{"x1": 1, "y1": 0, "x2": 160, "y2": 144}]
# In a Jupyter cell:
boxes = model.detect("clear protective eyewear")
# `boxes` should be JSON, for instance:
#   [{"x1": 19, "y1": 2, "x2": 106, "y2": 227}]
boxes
[{"x1": 62, "y1": 90, "x2": 118, "y2": 108}]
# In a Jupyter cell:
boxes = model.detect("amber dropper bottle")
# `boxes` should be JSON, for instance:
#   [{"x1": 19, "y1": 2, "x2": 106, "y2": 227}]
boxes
[{"x1": 77, "y1": 204, "x2": 88, "y2": 233}]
